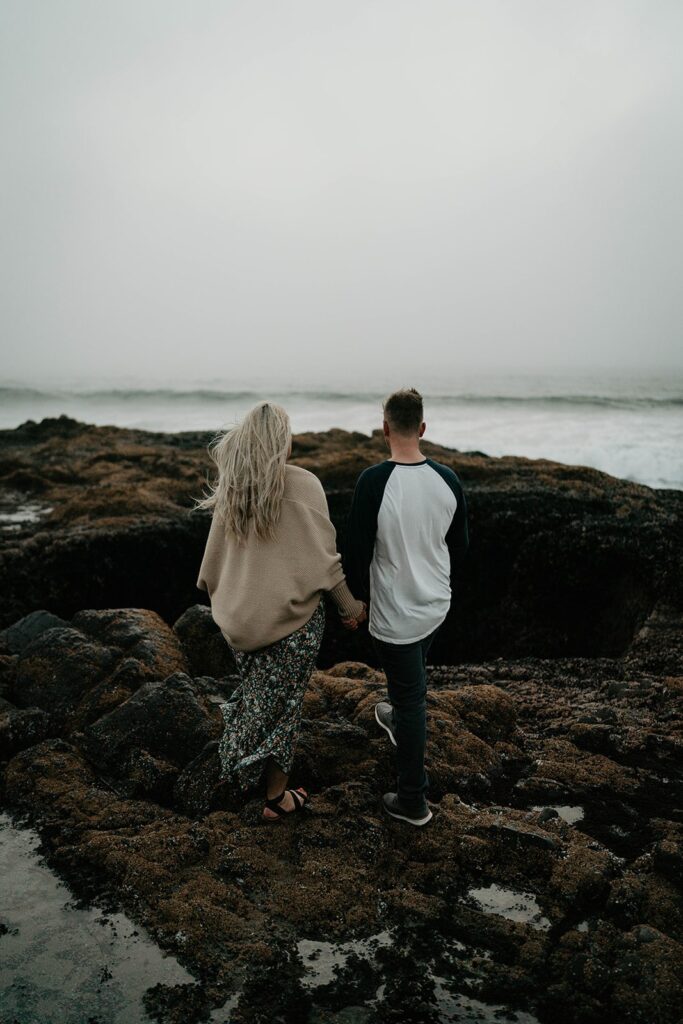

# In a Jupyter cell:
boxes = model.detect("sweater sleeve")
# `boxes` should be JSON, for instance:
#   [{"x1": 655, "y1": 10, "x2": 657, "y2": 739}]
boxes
[
  {"x1": 292, "y1": 483, "x2": 364, "y2": 612},
  {"x1": 328, "y1": 580, "x2": 365, "y2": 619},
  {"x1": 196, "y1": 511, "x2": 218, "y2": 593}
]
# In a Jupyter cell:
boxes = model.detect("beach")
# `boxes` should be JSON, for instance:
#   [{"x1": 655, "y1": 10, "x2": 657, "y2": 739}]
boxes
[{"x1": 0, "y1": 416, "x2": 682, "y2": 1023}]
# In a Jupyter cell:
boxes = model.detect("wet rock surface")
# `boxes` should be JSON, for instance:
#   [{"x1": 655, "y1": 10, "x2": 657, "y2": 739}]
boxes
[{"x1": 0, "y1": 605, "x2": 681, "y2": 1022}]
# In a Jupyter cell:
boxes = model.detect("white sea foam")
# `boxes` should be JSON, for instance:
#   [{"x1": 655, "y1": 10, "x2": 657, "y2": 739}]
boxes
[{"x1": 1, "y1": 373, "x2": 681, "y2": 490}]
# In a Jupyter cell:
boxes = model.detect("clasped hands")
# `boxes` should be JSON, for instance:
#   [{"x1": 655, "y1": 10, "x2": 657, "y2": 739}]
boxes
[{"x1": 340, "y1": 601, "x2": 368, "y2": 631}]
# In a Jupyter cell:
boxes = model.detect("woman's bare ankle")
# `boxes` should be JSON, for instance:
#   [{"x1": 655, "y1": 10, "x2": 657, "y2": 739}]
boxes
[{"x1": 265, "y1": 755, "x2": 289, "y2": 800}]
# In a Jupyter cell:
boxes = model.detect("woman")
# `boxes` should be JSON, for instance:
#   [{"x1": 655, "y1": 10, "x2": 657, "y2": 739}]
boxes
[{"x1": 194, "y1": 401, "x2": 366, "y2": 822}]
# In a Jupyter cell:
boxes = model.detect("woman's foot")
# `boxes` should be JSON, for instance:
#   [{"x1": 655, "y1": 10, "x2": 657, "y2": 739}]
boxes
[{"x1": 263, "y1": 787, "x2": 308, "y2": 821}]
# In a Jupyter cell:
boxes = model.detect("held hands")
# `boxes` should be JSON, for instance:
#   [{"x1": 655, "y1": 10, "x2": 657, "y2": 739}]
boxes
[{"x1": 340, "y1": 601, "x2": 367, "y2": 631}]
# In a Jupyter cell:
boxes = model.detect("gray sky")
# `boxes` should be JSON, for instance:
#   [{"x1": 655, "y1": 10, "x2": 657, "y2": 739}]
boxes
[{"x1": 1, "y1": 0, "x2": 682, "y2": 386}]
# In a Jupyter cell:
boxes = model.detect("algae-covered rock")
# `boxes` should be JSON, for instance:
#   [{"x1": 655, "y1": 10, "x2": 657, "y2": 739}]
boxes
[
  {"x1": 79, "y1": 672, "x2": 219, "y2": 776},
  {"x1": 173, "y1": 603, "x2": 237, "y2": 679}
]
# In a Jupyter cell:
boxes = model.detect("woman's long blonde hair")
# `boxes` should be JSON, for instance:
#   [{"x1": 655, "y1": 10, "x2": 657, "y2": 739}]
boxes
[{"x1": 193, "y1": 401, "x2": 292, "y2": 543}]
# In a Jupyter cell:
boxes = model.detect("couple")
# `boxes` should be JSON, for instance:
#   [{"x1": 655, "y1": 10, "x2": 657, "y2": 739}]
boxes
[{"x1": 195, "y1": 387, "x2": 468, "y2": 827}]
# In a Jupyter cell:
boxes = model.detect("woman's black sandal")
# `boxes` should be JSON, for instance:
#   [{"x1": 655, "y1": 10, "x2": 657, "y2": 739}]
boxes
[{"x1": 263, "y1": 787, "x2": 309, "y2": 821}]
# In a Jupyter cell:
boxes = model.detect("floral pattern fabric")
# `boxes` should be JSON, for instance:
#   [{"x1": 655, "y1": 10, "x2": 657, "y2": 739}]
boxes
[{"x1": 217, "y1": 597, "x2": 325, "y2": 794}]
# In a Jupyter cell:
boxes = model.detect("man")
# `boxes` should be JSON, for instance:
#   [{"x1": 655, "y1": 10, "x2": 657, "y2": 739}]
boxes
[{"x1": 343, "y1": 388, "x2": 469, "y2": 826}]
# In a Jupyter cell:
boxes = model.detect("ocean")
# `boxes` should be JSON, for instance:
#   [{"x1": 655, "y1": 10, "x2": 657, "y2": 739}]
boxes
[{"x1": 1, "y1": 373, "x2": 682, "y2": 491}]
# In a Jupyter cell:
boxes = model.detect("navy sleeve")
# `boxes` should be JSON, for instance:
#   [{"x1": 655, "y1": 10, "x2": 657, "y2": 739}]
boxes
[
  {"x1": 343, "y1": 462, "x2": 394, "y2": 603},
  {"x1": 426, "y1": 460, "x2": 469, "y2": 574},
  {"x1": 445, "y1": 478, "x2": 469, "y2": 571}
]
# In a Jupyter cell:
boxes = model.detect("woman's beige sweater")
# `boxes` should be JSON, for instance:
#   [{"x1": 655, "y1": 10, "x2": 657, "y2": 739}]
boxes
[{"x1": 196, "y1": 464, "x2": 364, "y2": 652}]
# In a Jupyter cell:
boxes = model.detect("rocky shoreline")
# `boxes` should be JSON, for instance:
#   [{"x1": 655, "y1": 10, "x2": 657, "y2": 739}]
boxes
[
  {"x1": 1, "y1": 414, "x2": 681, "y2": 663},
  {"x1": 1, "y1": 417, "x2": 682, "y2": 1023}
]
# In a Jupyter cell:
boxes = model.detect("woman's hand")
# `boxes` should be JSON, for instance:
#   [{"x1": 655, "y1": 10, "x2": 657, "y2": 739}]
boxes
[{"x1": 341, "y1": 602, "x2": 367, "y2": 631}]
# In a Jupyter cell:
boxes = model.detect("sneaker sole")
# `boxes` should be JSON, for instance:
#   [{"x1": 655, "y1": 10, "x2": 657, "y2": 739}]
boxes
[
  {"x1": 383, "y1": 805, "x2": 433, "y2": 827},
  {"x1": 374, "y1": 704, "x2": 397, "y2": 746}
]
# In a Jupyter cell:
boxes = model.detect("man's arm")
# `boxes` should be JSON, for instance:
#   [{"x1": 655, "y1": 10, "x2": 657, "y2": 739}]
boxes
[
  {"x1": 343, "y1": 465, "x2": 389, "y2": 604},
  {"x1": 446, "y1": 480, "x2": 469, "y2": 567},
  {"x1": 445, "y1": 477, "x2": 469, "y2": 596}
]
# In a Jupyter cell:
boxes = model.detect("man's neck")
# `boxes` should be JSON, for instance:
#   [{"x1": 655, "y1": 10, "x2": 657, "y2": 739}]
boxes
[{"x1": 388, "y1": 441, "x2": 425, "y2": 464}]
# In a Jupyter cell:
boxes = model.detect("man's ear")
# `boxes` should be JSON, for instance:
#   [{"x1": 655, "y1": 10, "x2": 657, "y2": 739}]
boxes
[
  {"x1": 418, "y1": 421, "x2": 426, "y2": 438},
  {"x1": 383, "y1": 419, "x2": 391, "y2": 438}
]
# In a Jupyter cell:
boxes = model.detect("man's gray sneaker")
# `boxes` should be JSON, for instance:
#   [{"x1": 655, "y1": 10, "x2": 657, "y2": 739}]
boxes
[
  {"x1": 382, "y1": 792, "x2": 433, "y2": 826},
  {"x1": 374, "y1": 701, "x2": 397, "y2": 746}
]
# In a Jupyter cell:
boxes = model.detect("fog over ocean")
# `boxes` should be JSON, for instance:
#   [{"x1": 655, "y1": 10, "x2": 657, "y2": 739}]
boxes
[{"x1": 2, "y1": 372, "x2": 681, "y2": 491}]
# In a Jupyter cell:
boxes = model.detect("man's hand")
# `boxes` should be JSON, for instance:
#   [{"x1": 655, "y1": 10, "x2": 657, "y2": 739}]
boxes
[{"x1": 341, "y1": 602, "x2": 367, "y2": 631}]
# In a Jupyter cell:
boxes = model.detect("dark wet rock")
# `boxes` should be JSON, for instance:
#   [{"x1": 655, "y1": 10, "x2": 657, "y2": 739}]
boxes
[
  {"x1": 0, "y1": 653, "x2": 17, "y2": 701},
  {"x1": 78, "y1": 672, "x2": 220, "y2": 777},
  {"x1": 0, "y1": 609, "x2": 69, "y2": 655},
  {"x1": 543, "y1": 919, "x2": 683, "y2": 1023},
  {"x1": 652, "y1": 837, "x2": 683, "y2": 885},
  {"x1": 7, "y1": 609, "x2": 191, "y2": 740},
  {"x1": 488, "y1": 820, "x2": 561, "y2": 851},
  {"x1": 547, "y1": 837, "x2": 616, "y2": 911},
  {"x1": 295, "y1": 718, "x2": 375, "y2": 793},
  {"x1": 174, "y1": 740, "x2": 223, "y2": 818},
  {"x1": 71, "y1": 607, "x2": 189, "y2": 680},
  {"x1": 173, "y1": 603, "x2": 236, "y2": 678},
  {"x1": 535, "y1": 806, "x2": 560, "y2": 823},
  {"x1": 67, "y1": 673, "x2": 139, "y2": 733},
  {"x1": 0, "y1": 704, "x2": 52, "y2": 760},
  {"x1": 2, "y1": 737, "x2": 174, "y2": 829},
  {"x1": 625, "y1": 603, "x2": 683, "y2": 677},
  {"x1": 191, "y1": 673, "x2": 241, "y2": 701},
  {"x1": 442, "y1": 684, "x2": 519, "y2": 744},
  {"x1": 125, "y1": 749, "x2": 181, "y2": 805},
  {"x1": 514, "y1": 738, "x2": 642, "y2": 805},
  {"x1": 13, "y1": 626, "x2": 116, "y2": 718},
  {"x1": 142, "y1": 980, "x2": 213, "y2": 1024},
  {"x1": 635, "y1": 923, "x2": 663, "y2": 944},
  {"x1": 228, "y1": 936, "x2": 312, "y2": 1024}
]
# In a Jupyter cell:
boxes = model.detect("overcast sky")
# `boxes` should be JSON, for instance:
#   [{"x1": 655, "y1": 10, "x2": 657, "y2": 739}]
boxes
[{"x1": 1, "y1": 0, "x2": 682, "y2": 386}]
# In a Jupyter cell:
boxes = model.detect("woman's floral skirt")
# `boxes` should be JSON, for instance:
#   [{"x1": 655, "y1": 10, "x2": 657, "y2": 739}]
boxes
[{"x1": 217, "y1": 597, "x2": 325, "y2": 794}]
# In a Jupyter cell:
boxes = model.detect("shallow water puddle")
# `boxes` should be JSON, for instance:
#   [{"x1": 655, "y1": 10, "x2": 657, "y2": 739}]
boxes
[
  {"x1": 0, "y1": 811, "x2": 196, "y2": 1023},
  {"x1": 431, "y1": 980, "x2": 542, "y2": 1023},
  {"x1": 0, "y1": 494, "x2": 53, "y2": 532},
  {"x1": 465, "y1": 884, "x2": 551, "y2": 931},
  {"x1": 297, "y1": 930, "x2": 539, "y2": 1023},
  {"x1": 531, "y1": 804, "x2": 584, "y2": 825},
  {"x1": 208, "y1": 992, "x2": 241, "y2": 1023},
  {"x1": 206, "y1": 932, "x2": 395, "y2": 1019},
  {"x1": 297, "y1": 929, "x2": 393, "y2": 988}
]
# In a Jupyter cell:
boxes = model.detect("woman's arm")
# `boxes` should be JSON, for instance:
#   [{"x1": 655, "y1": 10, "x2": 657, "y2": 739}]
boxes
[
  {"x1": 328, "y1": 579, "x2": 365, "y2": 621},
  {"x1": 293, "y1": 470, "x2": 366, "y2": 622}
]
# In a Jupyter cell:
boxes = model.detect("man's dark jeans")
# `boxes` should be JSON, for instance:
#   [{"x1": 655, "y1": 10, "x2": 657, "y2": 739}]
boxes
[{"x1": 372, "y1": 625, "x2": 440, "y2": 809}]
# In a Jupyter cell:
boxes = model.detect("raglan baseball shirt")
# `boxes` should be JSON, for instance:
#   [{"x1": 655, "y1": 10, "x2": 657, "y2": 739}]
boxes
[{"x1": 344, "y1": 457, "x2": 469, "y2": 644}]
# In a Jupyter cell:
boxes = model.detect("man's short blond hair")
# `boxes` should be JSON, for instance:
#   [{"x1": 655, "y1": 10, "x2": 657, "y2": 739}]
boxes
[{"x1": 383, "y1": 388, "x2": 424, "y2": 435}]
